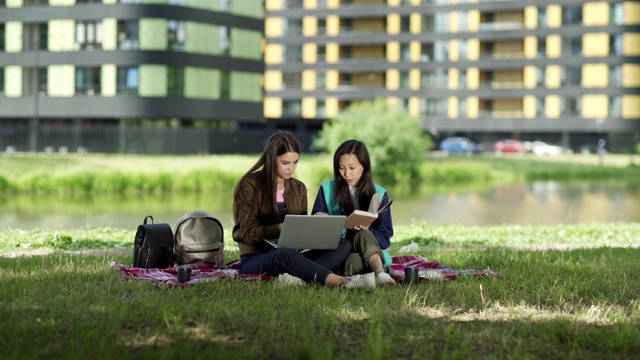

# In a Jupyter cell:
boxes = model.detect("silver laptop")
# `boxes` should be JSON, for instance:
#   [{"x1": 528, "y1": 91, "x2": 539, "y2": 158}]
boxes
[{"x1": 264, "y1": 215, "x2": 347, "y2": 250}]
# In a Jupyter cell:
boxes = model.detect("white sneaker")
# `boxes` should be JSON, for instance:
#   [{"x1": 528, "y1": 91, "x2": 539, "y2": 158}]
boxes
[
  {"x1": 376, "y1": 272, "x2": 396, "y2": 286},
  {"x1": 344, "y1": 272, "x2": 376, "y2": 291},
  {"x1": 276, "y1": 273, "x2": 306, "y2": 287}
]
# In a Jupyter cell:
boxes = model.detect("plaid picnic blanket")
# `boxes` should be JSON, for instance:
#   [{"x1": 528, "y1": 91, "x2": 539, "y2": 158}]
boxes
[{"x1": 110, "y1": 255, "x2": 499, "y2": 288}]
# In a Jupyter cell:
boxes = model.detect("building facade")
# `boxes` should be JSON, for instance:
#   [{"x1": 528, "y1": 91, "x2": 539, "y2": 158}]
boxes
[
  {"x1": 264, "y1": 0, "x2": 640, "y2": 152},
  {"x1": 0, "y1": 0, "x2": 265, "y2": 154}
]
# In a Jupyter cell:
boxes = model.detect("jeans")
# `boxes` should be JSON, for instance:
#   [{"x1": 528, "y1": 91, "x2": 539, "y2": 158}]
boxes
[{"x1": 239, "y1": 239, "x2": 351, "y2": 285}]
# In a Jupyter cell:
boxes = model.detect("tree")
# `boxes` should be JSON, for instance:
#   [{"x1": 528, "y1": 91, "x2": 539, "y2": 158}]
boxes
[{"x1": 313, "y1": 99, "x2": 433, "y2": 184}]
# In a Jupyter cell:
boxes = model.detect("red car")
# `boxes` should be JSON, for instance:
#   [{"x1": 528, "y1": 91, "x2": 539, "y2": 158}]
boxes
[{"x1": 493, "y1": 139, "x2": 526, "y2": 153}]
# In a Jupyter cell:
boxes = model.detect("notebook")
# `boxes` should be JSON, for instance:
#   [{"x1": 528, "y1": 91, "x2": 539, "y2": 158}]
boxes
[{"x1": 264, "y1": 215, "x2": 347, "y2": 250}]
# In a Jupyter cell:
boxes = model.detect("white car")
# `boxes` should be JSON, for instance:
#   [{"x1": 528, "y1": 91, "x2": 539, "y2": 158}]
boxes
[{"x1": 529, "y1": 141, "x2": 564, "y2": 156}]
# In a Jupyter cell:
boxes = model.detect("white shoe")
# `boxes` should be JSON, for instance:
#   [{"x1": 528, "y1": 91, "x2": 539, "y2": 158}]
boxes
[
  {"x1": 425, "y1": 270, "x2": 444, "y2": 281},
  {"x1": 344, "y1": 272, "x2": 376, "y2": 291},
  {"x1": 376, "y1": 272, "x2": 396, "y2": 286},
  {"x1": 276, "y1": 273, "x2": 306, "y2": 287}
]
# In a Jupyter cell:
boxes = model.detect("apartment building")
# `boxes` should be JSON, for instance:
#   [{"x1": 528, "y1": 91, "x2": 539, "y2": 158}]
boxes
[
  {"x1": 0, "y1": 0, "x2": 264, "y2": 154},
  {"x1": 264, "y1": 0, "x2": 640, "y2": 152}
]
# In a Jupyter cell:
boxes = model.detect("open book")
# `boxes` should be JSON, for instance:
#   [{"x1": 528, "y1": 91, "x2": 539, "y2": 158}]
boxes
[{"x1": 344, "y1": 193, "x2": 393, "y2": 229}]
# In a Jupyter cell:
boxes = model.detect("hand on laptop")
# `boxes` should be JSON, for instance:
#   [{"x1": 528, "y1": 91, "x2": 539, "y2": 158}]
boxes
[{"x1": 314, "y1": 212, "x2": 328, "y2": 216}]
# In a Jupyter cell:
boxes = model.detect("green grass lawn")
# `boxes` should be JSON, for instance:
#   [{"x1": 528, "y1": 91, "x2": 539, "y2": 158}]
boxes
[{"x1": 1, "y1": 223, "x2": 639, "y2": 359}]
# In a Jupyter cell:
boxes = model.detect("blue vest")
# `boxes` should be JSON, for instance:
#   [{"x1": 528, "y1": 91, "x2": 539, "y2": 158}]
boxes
[{"x1": 320, "y1": 180, "x2": 392, "y2": 267}]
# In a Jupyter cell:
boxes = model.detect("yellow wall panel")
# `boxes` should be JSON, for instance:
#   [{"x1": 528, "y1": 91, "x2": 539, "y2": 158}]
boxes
[
  {"x1": 622, "y1": 95, "x2": 640, "y2": 118},
  {"x1": 524, "y1": 36, "x2": 537, "y2": 58},
  {"x1": 325, "y1": 97, "x2": 338, "y2": 118},
  {"x1": 547, "y1": 35, "x2": 561, "y2": 58},
  {"x1": 407, "y1": 97, "x2": 420, "y2": 116},
  {"x1": 387, "y1": 14, "x2": 400, "y2": 34},
  {"x1": 467, "y1": 96, "x2": 479, "y2": 118},
  {"x1": 302, "y1": 97, "x2": 316, "y2": 118},
  {"x1": 410, "y1": 13, "x2": 421, "y2": 33},
  {"x1": 450, "y1": 12, "x2": 459, "y2": 32},
  {"x1": 387, "y1": 42, "x2": 400, "y2": 62},
  {"x1": 265, "y1": 0, "x2": 282, "y2": 11},
  {"x1": 467, "y1": 67, "x2": 479, "y2": 89},
  {"x1": 101, "y1": 64, "x2": 116, "y2": 97},
  {"x1": 467, "y1": 39, "x2": 479, "y2": 60},
  {"x1": 448, "y1": 68, "x2": 458, "y2": 90},
  {"x1": 547, "y1": 5, "x2": 561, "y2": 28},
  {"x1": 386, "y1": 69, "x2": 399, "y2": 90},
  {"x1": 265, "y1": 43, "x2": 283, "y2": 64},
  {"x1": 468, "y1": 10, "x2": 480, "y2": 31},
  {"x1": 546, "y1": 95, "x2": 560, "y2": 118},
  {"x1": 326, "y1": 43, "x2": 339, "y2": 62},
  {"x1": 623, "y1": 33, "x2": 640, "y2": 55},
  {"x1": 302, "y1": 43, "x2": 315, "y2": 63},
  {"x1": 409, "y1": 69, "x2": 420, "y2": 90},
  {"x1": 410, "y1": 41, "x2": 421, "y2": 62},
  {"x1": 302, "y1": 16, "x2": 316, "y2": 36},
  {"x1": 622, "y1": 64, "x2": 640, "y2": 87},
  {"x1": 523, "y1": 95, "x2": 536, "y2": 119},
  {"x1": 546, "y1": 65, "x2": 560, "y2": 88},
  {"x1": 448, "y1": 97, "x2": 459, "y2": 118},
  {"x1": 449, "y1": 40, "x2": 459, "y2": 61},
  {"x1": 326, "y1": 70, "x2": 339, "y2": 90},
  {"x1": 302, "y1": 70, "x2": 315, "y2": 91},
  {"x1": 583, "y1": 2, "x2": 609, "y2": 26},
  {"x1": 524, "y1": 6, "x2": 537, "y2": 29},
  {"x1": 625, "y1": 2, "x2": 640, "y2": 24},
  {"x1": 523, "y1": 66, "x2": 537, "y2": 89},
  {"x1": 304, "y1": 0, "x2": 318, "y2": 9},
  {"x1": 327, "y1": 16, "x2": 339, "y2": 36},
  {"x1": 582, "y1": 64, "x2": 607, "y2": 87},
  {"x1": 265, "y1": 17, "x2": 283, "y2": 38},
  {"x1": 264, "y1": 97, "x2": 282, "y2": 118},
  {"x1": 264, "y1": 70, "x2": 282, "y2": 91},
  {"x1": 583, "y1": 33, "x2": 608, "y2": 56},
  {"x1": 582, "y1": 94, "x2": 608, "y2": 118}
]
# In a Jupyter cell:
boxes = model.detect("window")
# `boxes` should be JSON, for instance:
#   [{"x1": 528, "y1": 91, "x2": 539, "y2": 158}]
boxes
[
  {"x1": 284, "y1": 0, "x2": 302, "y2": 9},
  {"x1": 218, "y1": 26, "x2": 229, "y2": 55},
  {"x1": 282, "y1": 73, "x2": 302, "y2": 89},
  {"x1": 561, "y1": 67, "x2": 581, "y2": 86},
  {"x1": 561, "y1": 37, "x2": 581, "y2": 56},
  {"x1": 220, "y1": 71, "x2": 229, "y2": 99},
  {"x1": 0, "y1": 68, "x2": 4, "y2": 96},
  {"x1": 284, "y1": 19, "x2": 303, "y2": 36},
  {"x1": 422, "y1": 14, "x2": 435, "y2": 32},
  {"x1": 117, "y1": 21, "x2": 139, "y2": 50},
  {"x1": 435, "y1": 12, "x2": 450, "y2": 32},
  {"x1": 316, "y1": 100, "x2": 326, "y2": 118},
  {"x1": 538, "y1": 37, "x2": 546, "y2": 57},
  {"x1": 458, "y1": 97, "x2": 467, "y2": 118},
  {"x1": 609, "y1": 96, "x2": 622, "y2": 117},
  {"x1": 421, "y1": 43, "x2": 434, "y2": 61},
  {"x1": 458, "y1": 40, "x2": 467, "y2": 60},
  {"x1": 283, "y1": 45, "x2": 302, "y2": 62},
  {"x1": 76, "y1": 21, "x2": 103, "y2": 50},
  {"x1": 0, "y1": 24, "x2": 4, "y2": 51},
  {"x1": 317, "y1": 19, "x2": 326, "y2": 35},
  {"x1": 536, "y1": 67, "x2": 545, "y2": 87},
  {"x1": 562, "y1": 6, "x2": 582, "y2": 25},
  {"x1": 536, "y1": 97, "x2": 545, "y2": 116},
  {"x1": 458, "y1": 11, "x2": 469, "y2": 32},
  {"x1": 609, "y1": 65, "x2": 622, "y2": 86},
  {"x1": 400, "y1": 44, "x2": 411, "y2": 61},
  {"x1": 421, "y1": 69, "x2": 447, "y2": 89},
  {"x1": 561, "y1": 97, "x2": 581, "y2": 115},
  {"x1": 75, "y1": 67, "x2": 101, "y2": 95},
  {"x1": 317, "y1": 45, "x2": 326, "y2": 62},
  {"x1": 422, "y1": 98, "x2": 446, "y2": 115},
  {"x1": 23, "y1": 23, "x2": 47, "y2": 50},
  {"x1": 610, "y1": 3, "x2": 624, "y2": 25},
  {"x1": 434, "y1": 41, "x2": 449, "y2": 61},
  {"x1": 22, "y1": 67, "x2": 47, "y2": 95},
  {"x1": 116, "y1": 67, "x2": 139, "y2": 95},
  {"x1": 459, "y1": 69, "x2": 466, "y2": 89},
  {"x1": 401, "y1": 16, "x2": 411, "y2": 33},
  {"x1": 610, "y1": 34, "x2": 623, "y2": 55},
  {"x1": 282, "y1": 100, "x2": 302, "y2": 117},
  {"x1": 400, "y1": 71, "x2": 410, "y2": 89},
  {"x1": 538, "y1": 7, "x2": 547, "y2": 27},
  {"x1": 316, "y1": 72, "x2": 326, "y2": 89},
  {"x1": 168, "y1": 20, "x2": 186, "y2": 51},
  {"x1": 167, "y1": 67, "x2": 184, "y2": 96}
]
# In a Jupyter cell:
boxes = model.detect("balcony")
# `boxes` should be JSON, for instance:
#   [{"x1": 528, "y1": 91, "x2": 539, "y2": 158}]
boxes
[{"x1": 478, "y1": 22, "x2": 523, "y2": 31}]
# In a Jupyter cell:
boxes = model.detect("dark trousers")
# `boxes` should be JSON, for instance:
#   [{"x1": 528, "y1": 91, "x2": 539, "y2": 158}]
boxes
[
  {"x1": 343, "y1": 230, "x2": 383, "y2": 276},
  {"x1": 239, "y1": 239, "x2": 351, "y2": 285}
]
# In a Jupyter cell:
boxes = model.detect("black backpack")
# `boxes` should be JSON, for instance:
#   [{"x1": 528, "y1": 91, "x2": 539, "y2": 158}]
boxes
[{"x1": 132, "y1": 215, "x2": 175, "y2": 269}]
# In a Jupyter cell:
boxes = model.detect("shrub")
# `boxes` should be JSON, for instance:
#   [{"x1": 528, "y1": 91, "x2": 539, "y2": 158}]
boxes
[{"x1": 312, "y1": 99, "x2": 433, "y2": 184}]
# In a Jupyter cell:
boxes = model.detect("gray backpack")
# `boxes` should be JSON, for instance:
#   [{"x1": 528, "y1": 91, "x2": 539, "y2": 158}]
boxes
[{"x1": 173, "y1": 210, "x2": 224, "y2": 267}]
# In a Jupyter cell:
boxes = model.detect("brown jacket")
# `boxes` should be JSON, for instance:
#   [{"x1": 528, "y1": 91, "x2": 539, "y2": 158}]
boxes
[{"x1": 232, "y1": 171, "x2": 308, "y2": 256}]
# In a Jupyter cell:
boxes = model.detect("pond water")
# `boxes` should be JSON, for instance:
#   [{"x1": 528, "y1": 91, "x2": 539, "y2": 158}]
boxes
[{"x1": 1, "y1": 181, "x2": 638, "y2": 231}]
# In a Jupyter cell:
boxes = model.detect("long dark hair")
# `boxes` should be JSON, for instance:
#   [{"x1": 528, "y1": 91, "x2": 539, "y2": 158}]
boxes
[
  {"x1": 332, "y1": 140, "x2": 376, "y2": 216},
  {"x1": 234, "y1": 131, "x2": 302, "y2": 223}
]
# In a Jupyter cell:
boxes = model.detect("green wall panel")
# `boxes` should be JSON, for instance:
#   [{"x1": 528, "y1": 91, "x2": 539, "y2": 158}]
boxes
[
  {"x1": 5, "y1": 66, "x2": 22, "y2": 97},
  {"x1": 7, "y1": 0, "x2": 23, "y2": 8},
  {"x1": 232, "y1": 0, "x2": 262, "y2": 18},
  {"x1": 230, "y1": 29, "x2": 262, "y2": 60},
  {"x1": 185, "y1": 67, "x2": 219, "y2": 99},
  {"x1": 102, "y1": 18, "x2": 117, "y2": 51},
  {"x1": 188, "y1": 0, "x2": 217, "y2": 11},
  {"x1": 49, "y1": 20, "x2": 75, "y2": 52},
  {"x1": 230, "y1": 71, "x2": 261, "y2": 102},
  {"x1": 48, "y1": 65, "x2": 75, "y2": 97},
  {"x1": 101, "y1": 64, "x2": 117, "y2": 97},
  {"x1": 185, "y1": 22, "x2": 217, "y2": 55},
  {"x1": 140, "y1": 64, "x2": 168, "y2": 97},
  {"x1": 5, "y1": 22, "x2": 22, "y2": 53},
  {"x1": 140, "y1": 19, "x2": 167, "y2": 51}
]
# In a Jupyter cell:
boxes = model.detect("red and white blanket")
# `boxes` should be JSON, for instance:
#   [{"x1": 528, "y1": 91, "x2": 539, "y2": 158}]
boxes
[{"x1": 110, "y1": 255, "x2": 499, "y2": 288}]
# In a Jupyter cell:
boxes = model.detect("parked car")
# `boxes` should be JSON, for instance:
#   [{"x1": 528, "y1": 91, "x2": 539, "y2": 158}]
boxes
[
  {"x1": 528, "y1": 141, "x2": 565, "y2": 156},
  {"x1": 493, "y1": 139, "x2": 526, "y2": 154},
  {"x1": 439, "y1": 137, "x2": 483, "y2": 155}
]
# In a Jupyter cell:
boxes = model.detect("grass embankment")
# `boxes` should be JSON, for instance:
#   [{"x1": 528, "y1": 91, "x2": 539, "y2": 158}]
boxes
[
  {"x1": 0, "y1": 153, "x2": 639, "y2": 195},
  {"x1": 1, "y1": 223, "x2": 639, "y2": 359}
]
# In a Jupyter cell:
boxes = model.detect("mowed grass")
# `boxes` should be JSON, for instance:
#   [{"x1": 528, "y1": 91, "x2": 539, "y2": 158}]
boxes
[{"x1": 1, "y1": 223, "x2": 639, "y2": 359}]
